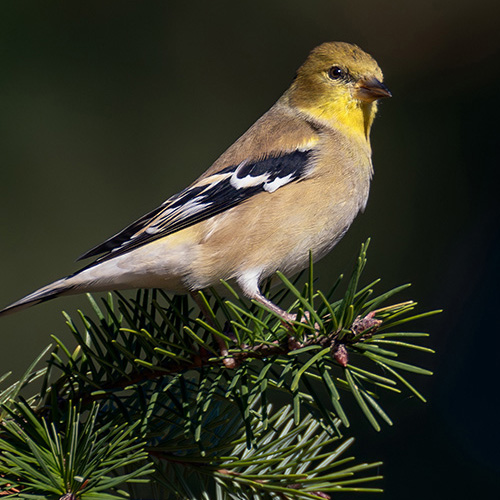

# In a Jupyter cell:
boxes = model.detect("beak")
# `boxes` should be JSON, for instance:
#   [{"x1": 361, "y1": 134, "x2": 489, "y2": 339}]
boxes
[{"x1": 354, "y1": 77, "x2": 392, "y2": 102}]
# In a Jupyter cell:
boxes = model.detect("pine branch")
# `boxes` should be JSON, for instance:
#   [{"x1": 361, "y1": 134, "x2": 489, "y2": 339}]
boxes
[{"x1": 0, "y1": 240, "x2": 439, "y2": 499}]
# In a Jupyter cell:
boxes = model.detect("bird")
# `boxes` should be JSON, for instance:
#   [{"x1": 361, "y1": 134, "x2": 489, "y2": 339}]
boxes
[{"x1": 0, "y1": 42, "x2": 390, "y2": 322}]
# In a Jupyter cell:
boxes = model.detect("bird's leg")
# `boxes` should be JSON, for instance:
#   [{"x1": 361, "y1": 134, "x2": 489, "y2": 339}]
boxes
[
  {"x1": 250, "y1": 289, "x2": 320, "y2": 327},
  {"x1": 248, "y1": 290, "x2": 309, "y2": 350},
  {"x1": 249, "y1": 291, "x2": 297, "y2": 323},
  {"x1": 189, "y1": 291, "x2": 236, "y2": 369}
]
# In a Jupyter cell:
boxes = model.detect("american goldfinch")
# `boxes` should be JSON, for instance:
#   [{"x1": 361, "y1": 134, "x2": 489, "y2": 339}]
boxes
[{"x1": 0, "y1": 42, "x2": 390, "y2": 320}]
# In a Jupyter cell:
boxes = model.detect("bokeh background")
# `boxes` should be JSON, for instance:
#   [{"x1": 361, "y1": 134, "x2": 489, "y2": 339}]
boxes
[{"x1": 1, "y1": 1, "x2": 499, "y2": 498}]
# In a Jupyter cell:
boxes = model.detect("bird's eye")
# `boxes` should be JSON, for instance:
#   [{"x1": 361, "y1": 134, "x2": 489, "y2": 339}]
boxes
[{"x1": 328, "y1": 66, "x2": 346, "y2": 80}]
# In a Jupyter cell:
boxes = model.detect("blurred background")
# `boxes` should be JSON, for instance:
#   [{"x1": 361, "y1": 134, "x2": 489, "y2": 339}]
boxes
[{"x1": 1, "y1": 1, "x2": 499, "y2": 498}]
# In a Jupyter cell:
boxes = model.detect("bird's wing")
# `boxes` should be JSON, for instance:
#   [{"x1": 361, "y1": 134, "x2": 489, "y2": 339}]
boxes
[{"x1": 78, "y1": 148, "x2": 316, "y2": 263}]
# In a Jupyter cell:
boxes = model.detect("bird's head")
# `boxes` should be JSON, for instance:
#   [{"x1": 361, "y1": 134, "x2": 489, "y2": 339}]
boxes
[{"x1": 285, "y1": 42, "x2": 391, "y2": 140}]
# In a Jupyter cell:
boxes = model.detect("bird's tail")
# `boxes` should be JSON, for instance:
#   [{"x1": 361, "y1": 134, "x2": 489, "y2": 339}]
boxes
[{"x1": 0, "y1": 278, "x2": 75, "y2": 317}]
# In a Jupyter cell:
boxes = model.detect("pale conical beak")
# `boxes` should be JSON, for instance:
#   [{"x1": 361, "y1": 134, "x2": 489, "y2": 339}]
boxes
[{"x1": 354, "y1": 77, "x2": 392, "y2": 102}]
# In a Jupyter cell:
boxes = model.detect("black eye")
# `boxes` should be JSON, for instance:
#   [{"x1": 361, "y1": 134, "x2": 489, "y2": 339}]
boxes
[{"x1": 328, "y1": 66, "x2": 345, "y2": 80}]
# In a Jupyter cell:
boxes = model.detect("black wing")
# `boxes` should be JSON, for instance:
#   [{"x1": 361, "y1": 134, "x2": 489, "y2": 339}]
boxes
[{"x1": 79, "y1": 149, "x2": 314, "y2": 263}]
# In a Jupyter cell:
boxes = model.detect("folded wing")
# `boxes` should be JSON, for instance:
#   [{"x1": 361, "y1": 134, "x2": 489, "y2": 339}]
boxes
[{"x1": 79, "y1": 149, "x2": 315, "y2": 263}]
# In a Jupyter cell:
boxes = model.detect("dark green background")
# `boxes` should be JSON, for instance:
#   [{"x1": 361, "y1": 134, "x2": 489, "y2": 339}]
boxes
[{"x1": 1, "y1": 1, "x2": 499, "y2": 498}]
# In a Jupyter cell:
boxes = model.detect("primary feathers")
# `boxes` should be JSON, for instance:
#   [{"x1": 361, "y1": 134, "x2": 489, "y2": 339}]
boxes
[
  {"x1": 0, "y1": 42, "x2": 390, "y2": 319},
  {"x1": 79, "y1": 149, "x2": 314, "y2": 262}
]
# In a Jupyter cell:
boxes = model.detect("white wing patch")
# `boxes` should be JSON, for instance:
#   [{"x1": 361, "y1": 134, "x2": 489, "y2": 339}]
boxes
[
  {"x1": 230, "y1": 168, "x2": 269, "y2": 190},
  {"x1": 263, "y1": 173, "x2": 294, "y2": 193},
  {"x1": 146, "y1": 197, "x2": 210, "y2": 235},
  {"x1": 78, "y1": 148, "x2": 315, "y2": 262}
]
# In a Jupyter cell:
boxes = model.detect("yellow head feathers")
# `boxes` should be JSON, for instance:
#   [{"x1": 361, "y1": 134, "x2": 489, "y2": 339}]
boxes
[{"x1": 284, "y1": 42, "x2": 391, "y2": 138}]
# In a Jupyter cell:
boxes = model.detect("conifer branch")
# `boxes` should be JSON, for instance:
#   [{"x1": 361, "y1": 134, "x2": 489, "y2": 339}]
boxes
[{"x1": 0, "y1": 240, "x2": 438, "y2": 499}]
